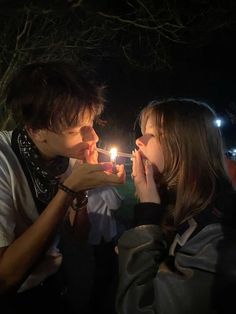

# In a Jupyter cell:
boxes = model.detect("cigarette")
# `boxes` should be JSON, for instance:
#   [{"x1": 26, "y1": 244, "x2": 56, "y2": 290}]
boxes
[
  {"x1": 117, "y1": 151, "x2": 133, "y2": 158},
  {"x1": 96, "y1": 147, "x2": 132, "y2": 158}
]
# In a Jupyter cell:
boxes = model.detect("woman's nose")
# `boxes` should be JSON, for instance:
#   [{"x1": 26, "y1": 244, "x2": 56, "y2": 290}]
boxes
[{"x1": 136, "y1": 136, "x2": 144, "y2": 148}]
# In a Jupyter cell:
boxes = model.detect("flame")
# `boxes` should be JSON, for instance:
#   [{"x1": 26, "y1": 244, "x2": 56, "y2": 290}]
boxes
[{"x1": 110, "y1": 147, "x2": 118, "y2": 162}]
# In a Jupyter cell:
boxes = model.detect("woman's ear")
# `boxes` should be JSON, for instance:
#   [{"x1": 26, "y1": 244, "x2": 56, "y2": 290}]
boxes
[{"x1": 26, "y1": 127, "x2": 47, "y2": 143}]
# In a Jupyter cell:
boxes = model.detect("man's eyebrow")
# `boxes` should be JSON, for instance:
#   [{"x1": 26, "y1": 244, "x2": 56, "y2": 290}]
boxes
[{"x1": 63, "y1": 127, "x2": 82, "y2": 134}]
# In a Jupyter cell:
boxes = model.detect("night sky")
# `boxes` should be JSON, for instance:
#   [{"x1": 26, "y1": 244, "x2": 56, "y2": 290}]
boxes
[
  {"x1": 97, "y1": 26, "x2": 236, "y2": 151},
  {"x1": 0, "y1": 0, "x2": 236, "y2": 151}
]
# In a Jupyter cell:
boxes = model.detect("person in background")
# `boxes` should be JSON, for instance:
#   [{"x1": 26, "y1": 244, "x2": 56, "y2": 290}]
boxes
[
  {"x1": 225, "y1": 156, "x2": 236, "y2": 188},
  {"x1": 87, "y1": 186, "x2": 124, "y2": 245},
  {"x1": 116, "y1": 98, "x2": 236, "y2": 314},
  {"x1": 61, "y1": 184, "x2": 125, "y2": 314},
  {"x1": 87, "y1": 186, "x2": 124, "y2": 314},
  {"x1": 0, "y1": 61, "x2": 125, "y2": 314}
]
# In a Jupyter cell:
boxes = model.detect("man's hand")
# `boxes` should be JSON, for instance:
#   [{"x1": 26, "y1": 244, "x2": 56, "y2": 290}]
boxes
[
  {"x1": 84, "y1": 143, "x2": 98, "y2": 164},
  {"x1": 64, "y1": 162, "x2": 126, "y2": 192}
]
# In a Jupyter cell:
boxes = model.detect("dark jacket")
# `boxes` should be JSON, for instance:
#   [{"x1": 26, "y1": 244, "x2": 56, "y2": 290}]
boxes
[{"x1": 116, "y1": 196, "x2": 236, "y2": 314}]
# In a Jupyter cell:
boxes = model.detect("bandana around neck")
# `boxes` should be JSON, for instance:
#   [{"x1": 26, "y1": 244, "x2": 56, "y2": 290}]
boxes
[{"x1": 11, "y1": 126, "x2": 69, "y2": 213}]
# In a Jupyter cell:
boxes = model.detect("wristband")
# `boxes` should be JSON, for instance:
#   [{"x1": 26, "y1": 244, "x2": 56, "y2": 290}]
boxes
[{"x1": 58, "y1": 183, "x2": 77, "y2": 198}]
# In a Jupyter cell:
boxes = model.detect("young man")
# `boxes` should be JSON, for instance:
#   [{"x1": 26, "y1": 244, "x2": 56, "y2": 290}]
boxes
[{"x1": 0, "y1": 62, "x2": 125, "y2": 313}]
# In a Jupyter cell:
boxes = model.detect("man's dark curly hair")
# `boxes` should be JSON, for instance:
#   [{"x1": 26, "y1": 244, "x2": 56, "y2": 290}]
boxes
[{"x1": 5, "y1": 61, "x2": 105, "y2": 132}]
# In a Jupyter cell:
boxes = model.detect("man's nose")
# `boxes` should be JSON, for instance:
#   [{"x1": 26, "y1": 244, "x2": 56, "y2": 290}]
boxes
[
  {"x1": 90, "y1": 129, "x2": 99, "y2": 143},
  {"x1": 82, "y1": 127, "x2": 99, "y2": 144}
]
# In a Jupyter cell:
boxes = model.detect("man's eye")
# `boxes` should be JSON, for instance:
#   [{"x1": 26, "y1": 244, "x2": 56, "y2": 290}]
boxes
[{"x1": 68, "y1": 131, "x2": 80, "y2": 135}]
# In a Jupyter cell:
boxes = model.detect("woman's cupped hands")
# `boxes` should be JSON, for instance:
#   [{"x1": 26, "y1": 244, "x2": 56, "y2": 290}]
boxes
[{"x1": 132, "y1": 149, "x2": 160, "y2": 204}]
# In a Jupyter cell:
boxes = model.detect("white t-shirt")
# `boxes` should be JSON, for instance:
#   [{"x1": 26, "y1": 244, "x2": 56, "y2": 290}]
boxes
[
  {"x1": 0, "y1": 131, "x2": 62, "y2": 292},
  {"x1": 0, "y1": 131, "x2": 125, "y2": 291}
]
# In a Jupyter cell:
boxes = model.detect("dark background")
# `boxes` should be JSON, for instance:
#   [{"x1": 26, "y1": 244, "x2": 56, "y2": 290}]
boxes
[
  {"x1": 0, "y1": 0, "x2": 236, "y2": 150},
  {"x1": 0, "y1": 2, "x2": 236, "y2": 312},
  {"x1": 97, "y1": 28, "x2": 236, "y2": 152}
]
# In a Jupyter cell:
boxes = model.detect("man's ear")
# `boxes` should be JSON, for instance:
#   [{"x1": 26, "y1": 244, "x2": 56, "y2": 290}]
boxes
[{"x1": 26, "y1": 127, "x2": 47, "y2": 143}]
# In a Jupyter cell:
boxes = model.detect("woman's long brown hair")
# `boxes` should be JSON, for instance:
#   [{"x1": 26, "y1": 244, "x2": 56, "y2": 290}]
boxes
[{"x1": 139, "y1": 99, "x2": 232, "y2": 229}]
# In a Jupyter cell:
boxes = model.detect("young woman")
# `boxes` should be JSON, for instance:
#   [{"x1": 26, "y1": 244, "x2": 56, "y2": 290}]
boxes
[{"x1": 116, "y1": 99, "x2": 236, "y2": 314}]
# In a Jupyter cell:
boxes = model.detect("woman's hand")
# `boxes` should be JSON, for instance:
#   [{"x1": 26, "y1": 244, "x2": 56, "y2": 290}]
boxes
[
  {"x1": 132, "y1": 150, "x2": 160, "y2": 203},
  {"x1": 64, "y1": 161, "x2": 126, "y2": 192}
]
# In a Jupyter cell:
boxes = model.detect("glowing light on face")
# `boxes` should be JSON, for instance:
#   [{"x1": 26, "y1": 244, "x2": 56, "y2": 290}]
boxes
[{"x1": 110, "y1": 147, "x2": 118, "y2": 163}]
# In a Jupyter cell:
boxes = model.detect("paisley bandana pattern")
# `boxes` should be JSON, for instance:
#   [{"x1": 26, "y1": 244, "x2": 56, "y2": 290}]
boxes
[{"x1": 11, "y1": 126, "x2": 69, "y2": 213}]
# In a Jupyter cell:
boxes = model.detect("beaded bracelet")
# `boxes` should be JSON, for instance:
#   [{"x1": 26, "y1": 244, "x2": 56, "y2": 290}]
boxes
[{"x1": 58, "y1": 183, "x2": 77, "y2": 198}]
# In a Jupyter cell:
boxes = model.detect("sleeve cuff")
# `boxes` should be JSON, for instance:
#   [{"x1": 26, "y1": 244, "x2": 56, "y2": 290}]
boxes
[{"x1": 134, "y1": 202, "x2": 165, "y2": 227}]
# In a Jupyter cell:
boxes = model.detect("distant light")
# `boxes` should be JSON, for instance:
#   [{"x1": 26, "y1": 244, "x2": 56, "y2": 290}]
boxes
[
  {"x1": 214, "y1": 119, "x2": 222, "y2": 127},
  {"x1": 227, "y1": 148, "x2": 236, "y2": 157}
]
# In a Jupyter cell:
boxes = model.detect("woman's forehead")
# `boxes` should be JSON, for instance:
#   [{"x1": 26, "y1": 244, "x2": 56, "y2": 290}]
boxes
[
  {"x1": 141, "y1": 117, "x2": 154, "y2": 134},
  {"x1": 146, "y1": 117, "x2": 154, "y2": 127}
]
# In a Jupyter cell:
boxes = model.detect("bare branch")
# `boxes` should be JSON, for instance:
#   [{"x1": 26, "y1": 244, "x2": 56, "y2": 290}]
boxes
[{"x1": 97, "y1": 11, "x2": 182, "y2": 32}]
